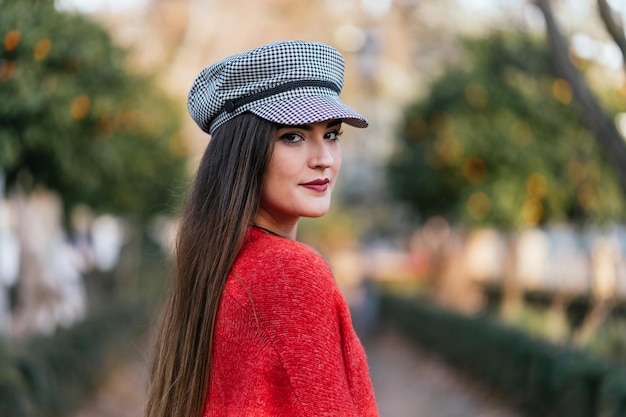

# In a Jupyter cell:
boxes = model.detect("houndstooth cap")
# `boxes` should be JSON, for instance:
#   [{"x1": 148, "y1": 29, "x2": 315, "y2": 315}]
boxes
[{"x1": 188, "y1": 40, "x2": 368, "y2": 135}]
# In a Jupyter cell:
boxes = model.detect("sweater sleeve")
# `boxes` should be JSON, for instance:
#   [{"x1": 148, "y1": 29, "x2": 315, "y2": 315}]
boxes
[{"x1": 245, "y1": 242, "x2": 362, "y2": 416}]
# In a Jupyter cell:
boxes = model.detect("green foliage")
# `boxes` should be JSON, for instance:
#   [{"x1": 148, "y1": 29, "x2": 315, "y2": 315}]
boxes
[
  {"x1": 0, "y1": 342, "x2": 30, "y2": 416},
  {"x1": 0, "y1": 0, "x2": 188, "y2": 217},
  {"x1": 380, "y1": 293, "x2": 626, "y2": 417},
  {"x1": 585, "y1": 319, "x2": 626, "y2": 366},
  {"x1": 387, "y1": 31, "x2": 626, "y2": 228},
  {"x1": 0, "y1": 298, "x2": 151, "y2": 417}
]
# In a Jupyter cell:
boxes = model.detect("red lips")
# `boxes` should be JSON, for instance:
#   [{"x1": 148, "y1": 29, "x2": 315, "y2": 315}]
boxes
[{"x1": 301, "y1": 178, "x2": 330, "y2": 192}]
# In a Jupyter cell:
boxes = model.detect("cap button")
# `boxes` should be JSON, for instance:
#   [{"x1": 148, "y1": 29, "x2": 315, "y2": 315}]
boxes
[{"x1": 224, "y1": 100, "x2": 235, "y2": 113}]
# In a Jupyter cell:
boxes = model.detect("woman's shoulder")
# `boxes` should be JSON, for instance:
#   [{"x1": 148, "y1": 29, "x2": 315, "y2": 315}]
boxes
[
  {"x1": 229, "y1": 228, "x2": 339, "y2": 325},
  {"x1": 233, "y1": 227, "x2": 334, "y2": 290}
]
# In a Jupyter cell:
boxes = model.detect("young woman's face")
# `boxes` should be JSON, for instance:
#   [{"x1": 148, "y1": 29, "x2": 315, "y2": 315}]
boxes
[{"x1": 255, "y1": 119, "x2": 343, "y2": 233}]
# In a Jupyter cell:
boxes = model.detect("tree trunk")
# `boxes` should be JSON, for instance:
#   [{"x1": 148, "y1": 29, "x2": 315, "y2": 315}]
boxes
[
  {"x1": 501, "y1": 232, "x2": 522, "y2": 319},
  {"x1": 597, "y1": 0, "x2": 626, "y2": 71},
  {"x1": 11, "y1": 189, "x2": 63, "y2": 338},
  {"x1": 534, "y1": 0, "x2": 626, "y2": 195},
  {"x1": 573, "y1": 299, "x2": 613, "y2": 346},
  {"x1": 546, "y1": 292, "x2": 571, "y2": 343}
]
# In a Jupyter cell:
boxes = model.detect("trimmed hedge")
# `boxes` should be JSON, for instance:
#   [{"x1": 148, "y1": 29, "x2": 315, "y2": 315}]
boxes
[
  {"x1": 0, "y1": 298, "x2": 152, "y2": 417},
  {"x1": 380, "y1": 293, "x2": 626, "y2": 417}
]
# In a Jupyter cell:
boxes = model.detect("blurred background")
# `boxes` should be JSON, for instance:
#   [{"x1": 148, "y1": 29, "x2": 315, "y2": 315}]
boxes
[{"x1": 2, "y1": 0, "x2": 626, "y2": 416}]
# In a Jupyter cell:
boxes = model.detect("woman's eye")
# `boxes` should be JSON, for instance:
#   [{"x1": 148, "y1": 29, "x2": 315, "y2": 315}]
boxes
[
  {"x1": 326, "y1": 130, "x2": 343, "y2": 141},
  {"x1": 279, "y1": 133, "x2": 304, "y2": 144}
]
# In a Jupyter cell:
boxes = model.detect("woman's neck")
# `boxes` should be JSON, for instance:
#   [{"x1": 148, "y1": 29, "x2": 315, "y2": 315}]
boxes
[{"x1": 253, "y1": 212, "x2": 298, "y2": 240}]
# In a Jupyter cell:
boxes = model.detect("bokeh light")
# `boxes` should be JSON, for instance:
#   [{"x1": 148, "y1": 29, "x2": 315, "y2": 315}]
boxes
[
  {"x1": 3, "y1": 29, "x2": 20, "y2": 51},
  {"x1": 70, "y1": 95, "x2": 90, "y2": 120},
  {"x1": 467, "y1": 192, "x2": 491, "y2": 221},
  {"x1": 552, "y1": 78, "x2": 573, "y2": 104}
]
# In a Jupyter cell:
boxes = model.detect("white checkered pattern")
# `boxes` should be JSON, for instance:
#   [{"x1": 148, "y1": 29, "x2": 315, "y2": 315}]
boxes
[{"x1": 188, "y1": 40, "x2": 368, "y2": 135}]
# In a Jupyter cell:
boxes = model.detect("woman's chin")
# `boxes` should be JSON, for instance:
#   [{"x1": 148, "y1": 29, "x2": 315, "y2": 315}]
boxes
[{"x1": 303, "y1": 208, "x2": 330, "y2": 219}]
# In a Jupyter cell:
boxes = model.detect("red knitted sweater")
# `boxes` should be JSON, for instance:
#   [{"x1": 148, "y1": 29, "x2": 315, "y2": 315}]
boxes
[{"x1": 203, "y1": 227, "x2": 379, "y2": 416}]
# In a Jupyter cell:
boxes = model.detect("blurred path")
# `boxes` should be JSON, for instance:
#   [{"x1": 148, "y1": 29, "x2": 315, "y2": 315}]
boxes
[
  {"x1": 75, "y1": 328, "x2": 522, "y2": 417},
  {"x1": 363, "y1": 328, "x2": 522, "y2": 417}
]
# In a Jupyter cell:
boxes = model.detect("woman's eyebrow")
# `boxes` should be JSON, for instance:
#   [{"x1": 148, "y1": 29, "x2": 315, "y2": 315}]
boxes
[
  {"x1": 276, "y1": 119, "x2": 343, "y2": 130},
  {"x1": 276, "y1": 124, "x2": 312, "y2": 131},
  {"x1": 326, "y1": 119, "x2": 343, "y2": 128}
]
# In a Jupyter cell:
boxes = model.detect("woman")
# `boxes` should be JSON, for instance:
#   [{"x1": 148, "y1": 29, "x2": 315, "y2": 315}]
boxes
[{"x1": 145, "y1": 40, "x2": 379, "y2": 417}]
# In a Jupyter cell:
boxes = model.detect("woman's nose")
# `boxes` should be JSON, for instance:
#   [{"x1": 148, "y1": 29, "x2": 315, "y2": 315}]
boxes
[{"x1": 309, "y1": 140, "x2": 334, "y2": 169}]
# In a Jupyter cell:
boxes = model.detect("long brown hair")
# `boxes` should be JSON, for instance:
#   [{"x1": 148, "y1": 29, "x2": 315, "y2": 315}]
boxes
[{"x1": 145, "y1": 113, "x2": 276, "y2": 417}]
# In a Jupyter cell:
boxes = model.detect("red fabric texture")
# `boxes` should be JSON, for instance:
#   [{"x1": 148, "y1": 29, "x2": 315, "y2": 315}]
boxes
[{"x1": 204, "y1": 227, "x2": 379, "y2": 417}]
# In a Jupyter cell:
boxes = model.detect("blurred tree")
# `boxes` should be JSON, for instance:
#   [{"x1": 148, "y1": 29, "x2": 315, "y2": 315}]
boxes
[
  {"x1": 529, "y1": 0, "x2": 626, "y2": 343},
  {"x1": 387, "y1": 31, "x2": 626, "y2": 318},
  {"x1": 534, "y1": 0, "x2": 626, "y2": 196},
  {"x1": 0, "y1": 0, "x2": 188, "y2": 218},
  {"x1": 388, "y1": 31, "x2": 625, "y2": 228},
  {"x1": 0, "y1": 0, "x2": 189, "y2": 337}
]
